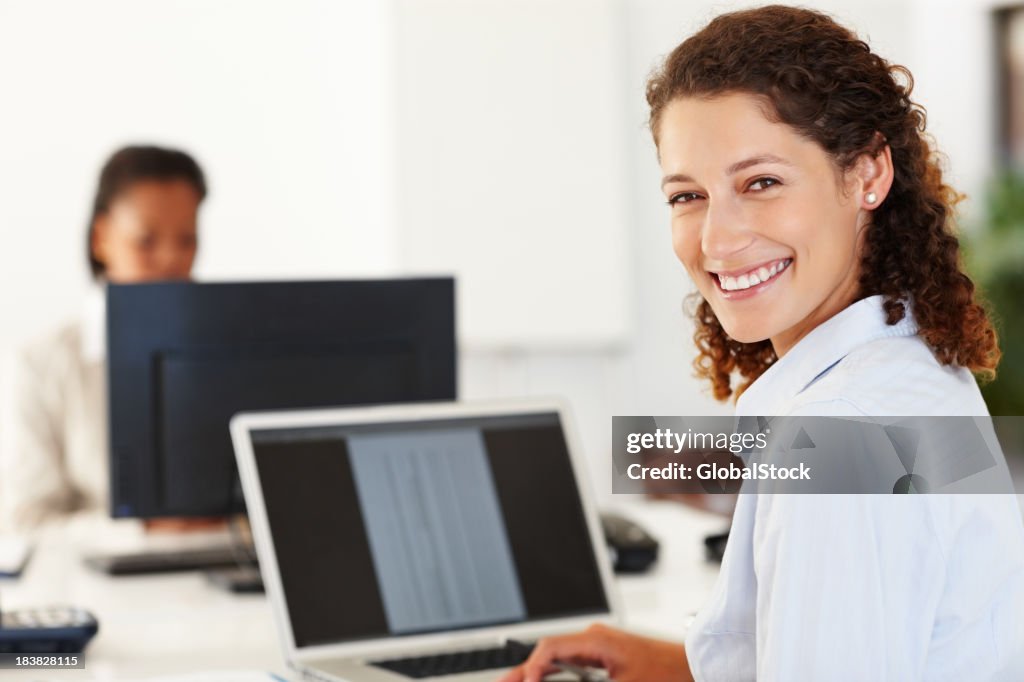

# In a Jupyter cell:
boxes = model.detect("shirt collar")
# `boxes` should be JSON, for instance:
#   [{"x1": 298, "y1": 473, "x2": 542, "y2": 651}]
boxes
[{"x1": 735, "y1": 294, "x2": 918, "y2": 415}]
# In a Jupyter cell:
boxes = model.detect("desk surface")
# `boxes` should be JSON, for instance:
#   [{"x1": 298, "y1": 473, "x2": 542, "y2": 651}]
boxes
[{"x1": 1, "y1": 499, "x2": 725, "y2": 681}]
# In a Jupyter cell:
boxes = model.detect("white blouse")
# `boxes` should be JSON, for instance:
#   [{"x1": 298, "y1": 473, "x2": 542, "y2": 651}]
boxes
[
  {"x1": 0, "y1": 289, "x2": 108, "y2": 531},
  {"x1": 685, "y1": 295, "x2": 1024, "y2": 680}
]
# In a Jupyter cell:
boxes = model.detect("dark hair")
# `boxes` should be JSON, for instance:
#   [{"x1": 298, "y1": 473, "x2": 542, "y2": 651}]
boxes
[
  {"x1": 87, "y1": 145, "x2": 208, "y2": 278},
  {"x1": 645, "y1": 5, "x2": 1000, "y2": 401}
]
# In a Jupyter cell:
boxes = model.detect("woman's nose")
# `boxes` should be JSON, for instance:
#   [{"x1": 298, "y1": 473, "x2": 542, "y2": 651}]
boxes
[
  {"x1": 701, "y1": 200, "x2": 754, "y2": 262},
  {"x1": 152, "y1": 247, "x2": 193, "y2": 280}
]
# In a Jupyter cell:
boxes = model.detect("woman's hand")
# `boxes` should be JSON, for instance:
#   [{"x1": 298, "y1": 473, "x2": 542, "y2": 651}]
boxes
[{"x1": 497, "y1": 623, "x2": 691, "y2": 682}]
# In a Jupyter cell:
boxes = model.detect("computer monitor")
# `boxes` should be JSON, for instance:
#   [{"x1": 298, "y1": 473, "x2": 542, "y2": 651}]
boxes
[{"x1": 106, "y1": 278, "x2": 456, "y2": 519}]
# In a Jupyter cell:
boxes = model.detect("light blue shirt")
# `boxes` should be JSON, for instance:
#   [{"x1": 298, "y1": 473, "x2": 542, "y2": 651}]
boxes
[{"x1": 685, "y1": 295, "x2": 1024, "y2": 681}]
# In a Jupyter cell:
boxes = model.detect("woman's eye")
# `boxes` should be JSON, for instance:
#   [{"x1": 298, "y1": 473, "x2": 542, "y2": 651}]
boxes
[
  {"x1": 748, "y1": 177, "x2": 781, "y2": 192},
  {"x1": 667, "y1": 192, "x2": 703, "y2": 206}
]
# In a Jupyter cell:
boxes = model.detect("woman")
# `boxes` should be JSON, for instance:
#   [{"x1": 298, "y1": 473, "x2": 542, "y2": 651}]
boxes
[
  {"x1": 503, "y1": 5, "x2": 1024, "y2": 681},
  {"x1": 0, "y1": 145, "x2": 206, "y2": 530}
]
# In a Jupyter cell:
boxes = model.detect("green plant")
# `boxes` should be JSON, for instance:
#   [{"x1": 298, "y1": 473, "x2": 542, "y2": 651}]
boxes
[{"x1": 963, "y1": 172, "x2": 1024, "y2": 415}]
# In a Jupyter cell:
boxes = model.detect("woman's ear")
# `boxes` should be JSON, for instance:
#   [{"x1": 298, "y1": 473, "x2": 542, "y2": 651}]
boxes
[{"x1": 853, "y1": 133, "x2": 895, "y2": 211}]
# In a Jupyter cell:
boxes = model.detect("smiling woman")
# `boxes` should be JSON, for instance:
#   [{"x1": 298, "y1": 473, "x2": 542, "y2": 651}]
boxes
[
  {"x1": 648, "y1": 15, "x2": 999, "y2": 400},
  {"x1": 502, "y1": 5, "x2": 1024, "y2": 682}
]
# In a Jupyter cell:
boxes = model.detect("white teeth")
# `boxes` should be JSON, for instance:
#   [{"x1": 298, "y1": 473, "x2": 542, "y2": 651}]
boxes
[{"x1": 715, "y1": 258, "x2": 791, "y2": 293}]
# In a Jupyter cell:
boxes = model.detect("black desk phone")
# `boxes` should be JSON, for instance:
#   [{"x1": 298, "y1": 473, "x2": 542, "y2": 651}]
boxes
[{"x1": 0, "y1": 602, "x2": 98, "y2": 654}]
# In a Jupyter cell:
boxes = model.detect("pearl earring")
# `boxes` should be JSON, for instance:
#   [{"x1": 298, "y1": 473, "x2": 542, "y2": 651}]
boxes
[{"x1": 866, "y1": 191, "x2": 877, "y2": 205}]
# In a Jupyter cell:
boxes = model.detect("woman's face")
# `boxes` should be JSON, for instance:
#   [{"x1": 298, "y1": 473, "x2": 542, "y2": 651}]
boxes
[
  {"x1": 92, "y1": 179, "x2": 200, "y2": 283},
  {"x1": 658, "y1": 92, "x2": 871, "y2": 356}
]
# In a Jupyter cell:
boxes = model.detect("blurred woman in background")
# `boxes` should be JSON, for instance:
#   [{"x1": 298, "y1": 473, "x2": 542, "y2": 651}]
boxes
[{"x1": 1, "y1": 145, "x2": 206, "y2": 530}]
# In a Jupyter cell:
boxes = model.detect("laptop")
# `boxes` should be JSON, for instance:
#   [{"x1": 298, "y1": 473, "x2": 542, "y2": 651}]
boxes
[{"x1": 230, "y1": 399, "x2": 621, "y2": 681}]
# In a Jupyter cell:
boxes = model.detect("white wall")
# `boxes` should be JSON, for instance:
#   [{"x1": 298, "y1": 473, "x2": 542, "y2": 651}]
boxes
[
  {"x1": 0, "y1": 0, "x2": 1005, "y2": 502},
  {"x1": 907, "y1": 0, "x2": 1001, "y2": 220},
  {"x1": 0, "y1": 0, "x2": 398, "y2": 352},
  {"x1": 394, "y1": 0, "x2": 632, "y2": 350}
]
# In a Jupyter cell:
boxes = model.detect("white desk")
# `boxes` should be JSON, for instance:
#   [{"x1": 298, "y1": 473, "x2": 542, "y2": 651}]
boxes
[{"x1": 1, "y1": 499, "x2": 725, "y2": 681}]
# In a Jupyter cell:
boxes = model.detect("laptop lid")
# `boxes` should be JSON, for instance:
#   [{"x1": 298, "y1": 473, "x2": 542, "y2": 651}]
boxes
[{"x1": 231, "y1": 399, "x2": 620, "y2": 665}]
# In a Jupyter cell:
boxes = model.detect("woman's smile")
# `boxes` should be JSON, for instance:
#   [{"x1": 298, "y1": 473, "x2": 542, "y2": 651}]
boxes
[{"x1": 709, "y1": 257, "x2": 793, "y2": 300}]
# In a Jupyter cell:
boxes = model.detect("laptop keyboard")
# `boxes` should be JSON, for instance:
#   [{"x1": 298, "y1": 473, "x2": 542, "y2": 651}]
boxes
[{"x1": 371, "y1": 640, "x2": 535, "y2": 679}]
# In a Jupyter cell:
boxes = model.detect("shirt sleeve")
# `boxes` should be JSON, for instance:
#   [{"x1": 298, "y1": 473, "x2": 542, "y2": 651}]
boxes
[{"x1": 0, "y1": 348, "x2": 77, "y2": 530}]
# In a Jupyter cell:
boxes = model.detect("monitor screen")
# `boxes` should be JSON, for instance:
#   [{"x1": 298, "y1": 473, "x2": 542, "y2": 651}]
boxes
[
  {"x1": 107, "y1": 278, "x2": 456, "y2": 518},
  {"x1": 250, "y1": 412, "x2": 609, "y2": 649}
]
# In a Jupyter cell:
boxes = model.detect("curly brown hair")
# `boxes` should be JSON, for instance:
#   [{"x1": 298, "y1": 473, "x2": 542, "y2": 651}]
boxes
[{"x1": 646, "y1": 5, "x2": 1000, "y2": 401}]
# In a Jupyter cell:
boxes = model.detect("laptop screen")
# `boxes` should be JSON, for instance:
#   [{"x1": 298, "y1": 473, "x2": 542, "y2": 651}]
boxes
[{"x1": 250, "y1": 411, "x2": 610, "y2": 649}]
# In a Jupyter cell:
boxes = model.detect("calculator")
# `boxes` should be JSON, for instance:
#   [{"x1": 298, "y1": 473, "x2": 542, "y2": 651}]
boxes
[{"x1": 0, "y1": 606, "x2": 99, "y2": 653}]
